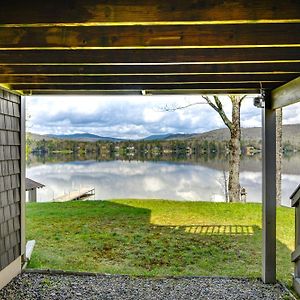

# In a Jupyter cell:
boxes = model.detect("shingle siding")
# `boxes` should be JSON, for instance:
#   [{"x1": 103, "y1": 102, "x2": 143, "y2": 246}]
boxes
[{"x1": 0, "y1": 90, "x2": 21, "y2": 271}]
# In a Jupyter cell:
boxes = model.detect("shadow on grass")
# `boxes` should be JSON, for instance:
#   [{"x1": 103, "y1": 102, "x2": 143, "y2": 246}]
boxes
[
  {"x1": 155, "y1": 224, "x2": 256, "y2": 235},
  {"x1": 26, "y1": 200, "x2": 293, "y2": 281}
]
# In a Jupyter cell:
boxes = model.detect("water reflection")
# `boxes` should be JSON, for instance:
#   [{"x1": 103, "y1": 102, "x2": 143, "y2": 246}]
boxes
[{"x1": 26, "y1": 153, "x2": 300, "y2": 206}]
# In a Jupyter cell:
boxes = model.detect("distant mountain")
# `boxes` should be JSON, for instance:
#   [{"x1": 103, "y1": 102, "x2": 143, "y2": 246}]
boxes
[
  {"x1": 191, "y1": 124, "x2": 300, "y2": 147},
  {"x1": 28, "y1": 132, "x2": 125, "y2": 142},
  {"x1": 27, "y1": 124, "x2": 300, "y2": 147},
  {"x1": 47, "y1": 133, "x2": 101, "y2": 140},
  {"x1": 142, "y1": 124, "x2": 300, "y2": 147},
  {"x1": 46, "y1": 132, "x2": 125, "y2": 142},
  {"x1": 164, "y1": 133, "x2": 197, "y2": 140},
  {"x1": 143, "y1": 133, "x2": 196, "y2": 141},
  {"x1": 143, "y1": 133, "x2": 173, "y2": 141}
]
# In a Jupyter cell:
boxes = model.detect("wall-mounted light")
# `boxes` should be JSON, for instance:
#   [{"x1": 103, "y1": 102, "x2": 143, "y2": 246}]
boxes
[
  {"x1": 141, "y1": 90, "x2": 152, "y2": 96},
  {"x1": 253, "y1": 85, "x2": 265, "y2": 108},
  {"x1": 253, "y1": 95, "x2": 265, "y2": 108}
]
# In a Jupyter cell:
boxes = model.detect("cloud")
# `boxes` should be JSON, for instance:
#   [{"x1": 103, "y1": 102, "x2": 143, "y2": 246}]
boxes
[{"x1": 26, "y1": 95, "x2": 300, "y2": 139}]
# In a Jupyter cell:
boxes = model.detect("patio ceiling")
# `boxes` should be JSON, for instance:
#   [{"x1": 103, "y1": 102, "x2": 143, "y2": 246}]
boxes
[{"x1": 0, "y1": 0, "x2": 300, "y2": 95}]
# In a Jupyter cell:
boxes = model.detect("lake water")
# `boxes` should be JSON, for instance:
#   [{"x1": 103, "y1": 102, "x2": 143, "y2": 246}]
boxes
[{"x1": 26, "y1": 153, "x2": 300, "y2": 206}]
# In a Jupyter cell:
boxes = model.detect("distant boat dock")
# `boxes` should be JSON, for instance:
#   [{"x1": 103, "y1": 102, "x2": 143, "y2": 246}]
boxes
[{"x1": 53, "y1": 188, "x2": 95, "y2": 202}]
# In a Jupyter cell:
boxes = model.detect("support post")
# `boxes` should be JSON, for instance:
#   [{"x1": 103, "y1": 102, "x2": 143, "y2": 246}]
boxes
[
  {"x1": 20, "y1": 96, "x2": 26, "y2": 259},
  {"x1": 262, "y1": 93, "x2": 277, "y2": 283},
  {"x1": 291, "y1": 185, "x2": 300, "y2": 295}
]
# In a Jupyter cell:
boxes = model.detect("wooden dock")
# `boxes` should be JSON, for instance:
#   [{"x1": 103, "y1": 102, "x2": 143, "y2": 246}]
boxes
[{"x1": 53, "y1": 188, "x2": 95, "y2": 202}]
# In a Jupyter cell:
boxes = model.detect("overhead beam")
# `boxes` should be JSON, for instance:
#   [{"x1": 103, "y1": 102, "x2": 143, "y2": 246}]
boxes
[
  {"x1": 1, "y1": 23, "x2": 300, "y2": 49},
  {"x1": 0, "y1": 0, "x2": 299, "y2": 25},
  {"x1": 0, "y1": 48, "x2": 300, "y2": 64},
  {"x1": 0, "y1": 74, "x2": 295, "y2": 84},
  {"x1": 22, "y1": 89, "x2": 260, "y2": 96},
  {"x1": 1, "y1": 62, "x2": 300, "y2": 75},
  {"x1": 9, "y1": 82, "x2": 280, "y2": 91},
  {"x1": 271, "y1": 76, "x2": 300, "y2": 109}
]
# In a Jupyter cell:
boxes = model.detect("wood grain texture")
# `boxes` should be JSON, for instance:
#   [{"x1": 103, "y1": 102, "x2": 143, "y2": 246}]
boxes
[
  {"x1": 1, "y1": 63, "x2": 300, "y2": 75},
  {"x1": 26, "y1": 89, "x2": 260, "y2": 95},
  {"x1": 271, "y1": 76, "x2": 300, "y2": 109},
  {"x1": 9, "y1": 82, "x2": 280, "y2": 91},
  {"x1": 0, "y1": 0, "x2": 299, "y2": 24},
  {"x1": 0, "y1": 48, "x2": 300, "y2": 64},
  {"x1": 1, "y1": 73, "x2": 296, "y2": 84},
  {"x1": 1, "y1": 23, "x2": 300, "y2": 48}
]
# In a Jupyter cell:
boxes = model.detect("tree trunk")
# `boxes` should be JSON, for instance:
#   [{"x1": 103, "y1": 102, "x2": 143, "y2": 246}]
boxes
[
  {"x1": 228, "y1": 96, "x2": 241, "y2": 202},
  {"x1": 276, "y1": 108, "x2": 283, "y2": 206}
]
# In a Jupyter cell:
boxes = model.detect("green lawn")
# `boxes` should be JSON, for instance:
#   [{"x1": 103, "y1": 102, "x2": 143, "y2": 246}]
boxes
[{"x1": 26, "y1": 200, "x2": 294, "y2": 285}]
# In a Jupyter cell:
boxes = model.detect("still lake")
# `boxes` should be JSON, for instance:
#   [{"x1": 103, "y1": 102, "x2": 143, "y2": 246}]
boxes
[{"x1": 26, "y1": 153, "x2": 300, "y2": 206}]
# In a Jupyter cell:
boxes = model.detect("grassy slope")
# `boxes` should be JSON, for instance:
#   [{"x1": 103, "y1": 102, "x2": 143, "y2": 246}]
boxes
[{"x1": 26, "y1": 200, "x2": 294, "y2": 285}]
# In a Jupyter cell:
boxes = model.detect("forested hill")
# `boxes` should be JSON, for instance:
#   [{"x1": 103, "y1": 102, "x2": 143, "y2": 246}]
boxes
[
  {"x1": 27, "y1": 124, "x2": 300, "y2": 147},
  {"x1": 189, "y1": 124, "x2": 300, "y2": 147},
  {"x1": 27, "y1": 132, "x2": 124, "y2": 142}
]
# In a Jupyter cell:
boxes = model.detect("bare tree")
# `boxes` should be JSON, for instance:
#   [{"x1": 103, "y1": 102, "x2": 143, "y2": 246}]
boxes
[
  {"x1": 202, "y1": 95, "x2": 246, "y2": 202},
  {"x1": 163, "y1": 95, "x2": 246, "y2": 202},
  {"x1": 216, "y1": 166, "x2": 229, "y2": 203}
]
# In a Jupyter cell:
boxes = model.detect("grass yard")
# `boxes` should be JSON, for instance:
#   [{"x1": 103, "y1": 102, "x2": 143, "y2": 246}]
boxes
[{"x1": 26, "y1": 200, "x2": 294, "y2": 285}]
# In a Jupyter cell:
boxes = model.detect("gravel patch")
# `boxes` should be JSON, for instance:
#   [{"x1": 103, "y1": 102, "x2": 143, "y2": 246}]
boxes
[{"x1": 0, "y1": 272, "x2": 293, "y2": 300}]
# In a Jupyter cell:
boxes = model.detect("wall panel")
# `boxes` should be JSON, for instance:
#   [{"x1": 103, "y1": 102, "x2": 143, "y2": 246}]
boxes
[{"x1": 0, "y1": 89, "x2": 22, "y2": 287}]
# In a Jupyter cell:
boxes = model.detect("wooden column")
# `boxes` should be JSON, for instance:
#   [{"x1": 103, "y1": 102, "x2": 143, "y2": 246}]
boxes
[
  {"x1": 20, "y1": 96, "x2": 26, "y2": 258},
  {"x1": 291, "y1": 185, "x2": 300, "y2": 294},
  {"x1": 262, "y1": 93, "x2": 277, "y2": 283}
]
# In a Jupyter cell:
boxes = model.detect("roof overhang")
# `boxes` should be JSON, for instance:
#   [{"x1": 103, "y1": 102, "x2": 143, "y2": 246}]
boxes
[{"x1": 0, "y1": 1, "x2": 299, "y2": 96}]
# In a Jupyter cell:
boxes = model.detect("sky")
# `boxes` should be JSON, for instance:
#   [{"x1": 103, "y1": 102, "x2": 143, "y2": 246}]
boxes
[{"x1": 27, "y1": 95, "x2": 300, "y2": 139}]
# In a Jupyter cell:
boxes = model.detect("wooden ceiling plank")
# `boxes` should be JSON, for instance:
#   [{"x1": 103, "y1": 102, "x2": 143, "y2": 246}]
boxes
[
  {"x1": 1, "y1": 62, "x2": 300, "y2": 75},
  {"x1": 1, "y1": 23, "x2": 300, "y2": 49},
  {"x1": 0, "y1": 0, "x2": 299, "y2": 25},
  {"x1": 0, "y1": 48, "x2": 299, "y2": 64},
  {"x1": 0, "y1": 74, "x2": 297, "y2": 84}
]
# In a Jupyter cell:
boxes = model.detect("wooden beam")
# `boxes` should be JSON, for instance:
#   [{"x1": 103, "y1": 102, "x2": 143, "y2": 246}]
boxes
[
  {"x1": 23, "y1": 89, "x2": 260, "y2": 95},
  {"x1": 0, "y1": 74, "x2": 295, "y2": 84},
  {"x1": 271, "y1": 76, "x2": 300, "y2": 109},
  {"x1": 0, "y1": 48, "x2": 300, "y2": 64},
  {"x1": 9, "y1": 82, "x2": 280, "y2": 91},
  {"x1": 1, "y1": 62, "x2": 300, "y2": 75},
  {"x1": 262, "y1": 93, "x2": 277, "y2": 283},
  {"x1": 0, "y1": 0, "x2": 299, "y2": 25},
  {"x1": 1, "y1": 23, "x2": 300, "y2": 49}
]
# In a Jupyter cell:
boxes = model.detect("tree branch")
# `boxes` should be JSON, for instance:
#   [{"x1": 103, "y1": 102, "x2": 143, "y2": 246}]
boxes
[
  {"x1": 160, "y1": 101, "x2": 207, "y2": 112},
  {"x1": 201, "y1": 95, "x2": 219, "y2": 111},
  {"x1": 240, "y1": 95, "x2": 247, "y2": 103},
  {"x1": 202, "y1": 95, "x2": 232, "y2": 130}
]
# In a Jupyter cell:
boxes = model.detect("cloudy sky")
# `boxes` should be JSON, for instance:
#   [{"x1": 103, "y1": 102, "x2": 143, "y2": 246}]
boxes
[{"x1": 27, "y1": 95, "x2": 300, "y2": 139}]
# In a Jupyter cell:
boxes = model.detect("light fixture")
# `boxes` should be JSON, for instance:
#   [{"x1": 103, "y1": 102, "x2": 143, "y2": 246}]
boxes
[
  {"x1": 253, "y1": 95, "x2": 265, "y2": 108},
  {"x1": 141, "y1": 90, "x2": 152, "y2": 96},
  {"x1": 253, "y1": 83, "x2": 265, "y2": 108}
]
